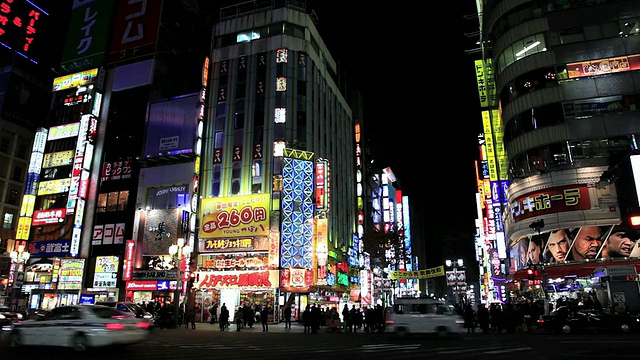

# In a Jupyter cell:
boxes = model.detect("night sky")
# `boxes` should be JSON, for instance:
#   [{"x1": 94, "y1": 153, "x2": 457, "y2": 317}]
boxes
[{"x1": 307, "y1": 2, "x2": 484, "y2": 259}]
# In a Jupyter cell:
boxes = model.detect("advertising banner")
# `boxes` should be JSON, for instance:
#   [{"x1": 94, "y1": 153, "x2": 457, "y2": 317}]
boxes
[
  {"x1": 28, "y1": 240, "x2": 71, "y2": 256},
  {"x1": 390, "y1": 265, "x2": 445, "y2": 280},
  {"x1": 143, "y1": 95, "x2": 199, "y2": 158},
  {"x1": 60, "y1": 0, "x2": 115, "y2": 73},
  {"x1": 194, "y1": 270, "x2": 278, "y2": 289},
  {"x1": 199, "y1": 194, "x2": 270, "y2": 239},
  {"x1": 106, "y1": 0, "x2": 162, "y2": 64},
  {"x1": 510, "y1": 184, "x2": 591, "y2": 222}
]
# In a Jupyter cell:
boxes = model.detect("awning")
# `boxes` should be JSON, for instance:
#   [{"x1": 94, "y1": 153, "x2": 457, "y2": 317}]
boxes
[{"x1": 511, "y1": 259, "x2": 640, "y2": 281}]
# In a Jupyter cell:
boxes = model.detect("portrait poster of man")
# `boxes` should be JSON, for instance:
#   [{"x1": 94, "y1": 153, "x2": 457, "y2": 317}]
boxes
[
  {"x1": 565, "y1": 225, "x2": 612, "y2": 262},
  {"x1": 544, "y1": 229, "x2": 571, "y2": 264},
  {"x1": 599, "y1": 224, "x2": 640, "y2": 259}
]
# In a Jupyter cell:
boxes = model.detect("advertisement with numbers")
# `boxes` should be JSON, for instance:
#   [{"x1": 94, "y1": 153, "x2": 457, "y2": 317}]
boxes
[{"x1": 199, "y1": 194, "x2": 270, "y2": 239}]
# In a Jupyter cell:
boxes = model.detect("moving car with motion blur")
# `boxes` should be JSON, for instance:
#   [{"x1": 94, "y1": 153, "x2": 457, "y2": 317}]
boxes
[
  {"x1": 386, "y1": 297, "x2": 464, "y2": 337},
  {"x1": 0, "y1": 306, "x2": 23, "y2": 336},
  {"x1": 95, "y1": 300, "x2": 155, "y2": 330},
  {"x1": 536, "y1": 305, "x2": 639, "y2": 334},
  {"x1": 9, "y1": 304, "x2": 150, "y2": 352}
]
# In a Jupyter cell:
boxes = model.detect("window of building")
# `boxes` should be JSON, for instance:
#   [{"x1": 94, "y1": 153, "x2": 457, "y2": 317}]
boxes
[
  {"x1": 3, "y1": 212, "x2": 14, "y2": 229},
  {"x1": 105, "y1": 190, "x2": 128, "y2": 212},
  {"x1": 6, "y1": 187, "x2": 19, "y2": 205},
  {"x1": 212, "y1": 164, "x2": 221, "y2": 197},
  {"x1": 11, "y1": 165, "x2": 24, "y2": 182},
  {"x1": 16, "y1": 138, "x2": 29, "y2": 159},
  {"x1": 0, "y1": 132, "x2": 13, "y2": 154},
  {"x1": 0, "y1": 156, "x2": 8, "y2": 178},
  {"x1": 97, "y1": 193, "x2": 107, "y2": 212}
]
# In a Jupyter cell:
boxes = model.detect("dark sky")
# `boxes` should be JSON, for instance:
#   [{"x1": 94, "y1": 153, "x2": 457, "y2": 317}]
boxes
[{"x1": 307, "y1": 2, "x2": 484, "y2": 241}]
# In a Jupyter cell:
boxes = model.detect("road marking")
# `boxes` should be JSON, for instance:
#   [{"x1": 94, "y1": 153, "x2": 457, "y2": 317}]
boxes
[
  {"x1": 439, "y1": 346, "x2": 507, "y2": 354},
  {"x1": 484, "y1": 347, "x2": 531, "y2": 354}
]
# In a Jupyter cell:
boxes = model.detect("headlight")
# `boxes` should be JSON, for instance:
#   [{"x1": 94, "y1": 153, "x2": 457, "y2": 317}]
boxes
[
  {"x1": 144, "y1": 314, "x2": 152, "y2": 319},
  {"x1": 0, "y1": 314, "x2": 5, "y2": 319},
  {"x1": 16, "y1": 314, "x2": 23, "y2": 319}
]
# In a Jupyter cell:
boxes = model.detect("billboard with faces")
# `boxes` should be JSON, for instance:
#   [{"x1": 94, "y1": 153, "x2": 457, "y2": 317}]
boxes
[{"x1": 511, "y1": 223, "x2": 638, "y2": 270}]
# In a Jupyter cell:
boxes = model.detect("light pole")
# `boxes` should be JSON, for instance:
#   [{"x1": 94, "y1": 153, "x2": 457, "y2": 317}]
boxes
[
  {"x1": 445, "y1": 259, "x2": 464, "y2": 305},
  {"x1": 9, "y1": 245, "x2": 30, "y2": 311},
  {"x1": 168, "y1": 237, "x2": 192, "y2": 326}
]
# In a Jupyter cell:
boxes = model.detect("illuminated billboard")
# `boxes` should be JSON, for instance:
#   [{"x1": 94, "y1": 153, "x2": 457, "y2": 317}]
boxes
[{"x1": 199, "y1": 194, "x2": 270, "y2": 239}]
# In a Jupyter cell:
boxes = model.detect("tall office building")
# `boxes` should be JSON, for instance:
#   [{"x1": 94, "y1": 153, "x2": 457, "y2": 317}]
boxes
[
  {"x1": 191, "y1": 0, "x2": 360, "y2": 316},
  {"x1": 474, "y1": 0, "x2": 640, "y2": 310}
]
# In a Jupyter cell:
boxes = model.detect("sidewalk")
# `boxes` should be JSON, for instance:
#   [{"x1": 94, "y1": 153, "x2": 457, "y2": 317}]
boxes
[{"x1": 181, "y1": 321, "x2": 307, "y2": 333}]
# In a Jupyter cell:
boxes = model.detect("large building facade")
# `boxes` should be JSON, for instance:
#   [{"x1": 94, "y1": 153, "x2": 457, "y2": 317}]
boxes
[{"x1": 473, "y1": 0, "x2": 640, "y2": 311}]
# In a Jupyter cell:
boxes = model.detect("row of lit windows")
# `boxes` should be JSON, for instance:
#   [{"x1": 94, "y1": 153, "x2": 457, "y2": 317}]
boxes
[
  {"x1": 509, "y1": 135, "x2": 634, "y2": 178},
  {"x1": 96, "y1": 191, "x2": 129, "y2": 213}
]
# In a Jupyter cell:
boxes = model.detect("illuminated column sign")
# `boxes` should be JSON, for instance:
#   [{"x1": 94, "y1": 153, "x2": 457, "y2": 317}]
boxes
[
  {"x1": 381, "y1": 173, "x2": 390, "y2": 228},
  {"x1": 402, "y1": 196, "x2": 412, "y2": 271},
  {"x1": 395, "y1": 190, "x2": 405, "y2": 271},
  {"x1": 123, "y1": 240, "x2": 135, "y2": 281},
  {"x1": 355, "y1": 122, "x2": 364, "y2": 238},
  {"x1": 315, "y1": 159, "x2": 329, "y2": 213},
  {"x1": 191, "y1": 56, "x2": 209, "y2": 278},
  {"x1": 16, "y1": 128, "x2": 48, "y2": 240}
]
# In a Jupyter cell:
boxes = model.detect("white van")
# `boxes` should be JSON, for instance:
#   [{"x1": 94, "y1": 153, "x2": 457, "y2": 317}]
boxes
[{"x1": 386, "y1": 297, "x2": 464, "y2": 337}]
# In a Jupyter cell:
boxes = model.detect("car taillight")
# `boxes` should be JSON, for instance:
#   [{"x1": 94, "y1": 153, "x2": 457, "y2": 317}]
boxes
[
  {"x1": 136, "y1": 322, "x2": 150, "y2": 329},
  {"x1": 106, "y1": 323, "x2": 125, "y2": 330},
  {"x1": 537, "y1": 319, "x2": 545, "y2": 323}
]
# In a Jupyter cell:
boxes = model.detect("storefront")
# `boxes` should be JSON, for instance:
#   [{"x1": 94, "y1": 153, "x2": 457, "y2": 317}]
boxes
[
  {"x1": 193, "y1": 269, "x2": 279, "y2": 323},
  {"x1": 510, "y1": 260, "x2": 640, "y2": 313}
]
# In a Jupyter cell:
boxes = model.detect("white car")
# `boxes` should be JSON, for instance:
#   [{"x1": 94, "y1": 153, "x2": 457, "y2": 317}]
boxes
[
  {"x1": 387, "y1": 298, "x2": 465, "y2": 337},
  {"x1": 9, "y1": 304, "x2": 150, "y2": 352}
]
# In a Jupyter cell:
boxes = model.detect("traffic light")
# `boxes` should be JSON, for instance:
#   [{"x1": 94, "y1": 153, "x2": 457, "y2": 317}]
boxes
[{"x1": 599, "y1": 169, "x2": 618, "y2": 183}]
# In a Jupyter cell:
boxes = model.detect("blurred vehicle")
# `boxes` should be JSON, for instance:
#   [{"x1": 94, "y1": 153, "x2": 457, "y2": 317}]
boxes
[
  {"x1": 95, "y1": 301, "x2": 155, "y2": 330},
  {"x1": 386, "y1": 297, "x2": 464, "y2": 337},
  {"x1": 537, "y1": 305, "x2": 638, "y2": 334},
  {"x1": 0, "y1": 306, "x2": 23, "y2": 334},
  {"x1": 9, "y1": 304, "x2": 150, "y2": 352}
]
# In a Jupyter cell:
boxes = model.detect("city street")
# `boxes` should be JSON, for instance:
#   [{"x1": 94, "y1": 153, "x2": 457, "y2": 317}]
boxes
[{"x1": 2, "y1": 323, "x2": 640, "y2": 360}]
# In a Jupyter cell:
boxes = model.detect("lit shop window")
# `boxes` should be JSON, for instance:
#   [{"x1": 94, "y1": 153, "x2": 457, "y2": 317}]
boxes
[
  {"x1": 275, "y1": 108, "x2": 286, "y2": 123},
  {"x1": 276, "y1": 77, "x2": 287, "y2": 91},
  {"x1": 276, "y1": 48, "x2": 288, "y2": 63}
]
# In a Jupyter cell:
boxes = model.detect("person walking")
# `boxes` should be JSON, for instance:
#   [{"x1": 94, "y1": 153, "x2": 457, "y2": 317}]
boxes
[
  {"x1": 342, "y1": 304, "x2": 351, "y2": 333},
  {"x1": 209, "y1": 302, "x2": 218, "y2": 324},
  {"x1": 235, "y1": 306, "x2": 243, "y2": 332},
  {"x1": 260, "y1": 305, "x2": 269, "y2": 332},
  {"x1": 302, "y1": 304, "x2": 311, "y2": 333},
  {"x1": 188, "y1": 307, "x2": 196, "y2": 330},
  {"x1": 219, "y1": 304, "x2": 229, "y2": 331},
  {"x1": 463, "y1": 303, "x2": 475, "y2": 333},
  {"x1": 283, "y1": 305, "x2": 292, "y2": 329}
]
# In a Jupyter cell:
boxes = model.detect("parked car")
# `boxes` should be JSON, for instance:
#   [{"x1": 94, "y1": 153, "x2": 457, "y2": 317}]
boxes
[
  {"x1": 537, "y1": 305, "x2": 639, "y2": 334},
  {"x1": 9, "y1": 304, "x2": 150, "y2": 351},
  {"x1": 95, "y1": 301, "x2": 155, "y2": 330},
  {"x1": 386, "y1": 297, "x2": 464, "y2": 337},
  {"x1": 0, "y1": 306, "x2": 23, "y2": 334}
]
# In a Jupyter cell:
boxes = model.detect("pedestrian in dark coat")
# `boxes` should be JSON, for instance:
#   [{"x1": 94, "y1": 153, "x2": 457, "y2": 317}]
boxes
[
  {"x1": 219, "y1": 305, "x2": 229, "y2": 331},
  {"x1": 283, "y1": 305, "x2": 292, "y2": 329},
  {"x1": 302, "y1": 305, "x2": 311, "y2": 333},
  {"x1": 188, "y1": 307, "x2": 196, "y2": 330},
  {"x1": 260, "y1": 305, "x2": 269, "y2": 332},
  {"x1": 477, "y1": 305, "x2": 490, "y2": 334},
  {"x1": 463, "y1": 304, "x2": 475, "y2": 333}
]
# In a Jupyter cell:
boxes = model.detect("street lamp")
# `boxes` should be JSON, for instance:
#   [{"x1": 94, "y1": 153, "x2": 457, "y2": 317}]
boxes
[
  {"x1": 445, "y1": 259, "x2": 464, "y2": 305},
  {"x1": 168, "y1": 237, "x2": 191, "y2": 326},
  {"x1": 9, "y1": 245, "x2": 30, "y2": 311}
]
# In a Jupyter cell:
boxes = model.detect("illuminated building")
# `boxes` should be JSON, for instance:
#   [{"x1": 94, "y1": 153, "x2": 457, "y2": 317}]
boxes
[{"x1": 472, "y1": 0, "x2": 640, "y2": 311}]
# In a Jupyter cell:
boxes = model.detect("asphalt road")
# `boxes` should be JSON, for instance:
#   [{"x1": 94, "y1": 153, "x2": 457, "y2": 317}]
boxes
[{"x1": 3, "y1": 323, "x2": 640, "y2": 360}]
